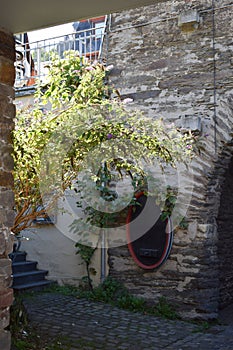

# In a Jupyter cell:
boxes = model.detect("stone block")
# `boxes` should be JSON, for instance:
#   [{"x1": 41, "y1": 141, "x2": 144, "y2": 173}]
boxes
[
  {"x1": 0, "y1": 30, "x2": 15, "y2": 61},
  {"x1": 0, "y1": 171, "x2": 14, "y2": 188},
  {"x1": 0, "y1": 187, "x2": 14, "y2": 209},
  {"x1": 0, "y1": 84, "x2": 15, "y2": 99},
  {"x1": 178, "y1": 10, "x2": 200, "y2": 27},
  {"x1": 0, "y1": 259, "x2": 12, "y2": 272},
  {"x1": 0, "y1": 125, "x2": 14, "y2": 144},
  {"x1": 175, "y1": 115, "x2": 202, "y2": 133},
  {"x1": 4, "y1": 231, "x2": 14, "y2": 255},
  {"x1": 0, "y1": 98, "x2": 15, "y2": 123},
  {"x1": 0, "y1": 330, "x2": 11, "y2": 350},
  {"x1": 0, "y1": 233, "x2": 6, "y2": 255},
  {"x1": 0, "y1": 143, "x2": 13, "y2": 156},
  {"x1": 0, "y1": 308, "x2": 10, "y2": 330},
  {"x1": 144, "y1": 59, "x2": 168, "y2": 71},
  {"x1": 0, "y1": 259, "x2": 12, "y2": 288},
  {"x1": 0, "y1": 154, "x2": 14, "y2": 172},
  {"x1": 0, "y1": 57, "x2": 15, "y2": 86},
  {"x1": 6, "y1": 210, "x2": 15, "y2": 228},
  {"x1": 0, "y1": 289, "x2": 13, "y2": 309}
]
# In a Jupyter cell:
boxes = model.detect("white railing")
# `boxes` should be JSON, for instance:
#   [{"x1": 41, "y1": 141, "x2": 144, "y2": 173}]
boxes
[{"x1": 15, "y1": 21, "x2": 107, "y2": 89}]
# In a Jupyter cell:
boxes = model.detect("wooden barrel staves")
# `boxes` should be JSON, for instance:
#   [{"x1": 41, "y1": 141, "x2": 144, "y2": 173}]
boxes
[{"x1": 126, "y1": 192, "x2": 173, "y2": 270}]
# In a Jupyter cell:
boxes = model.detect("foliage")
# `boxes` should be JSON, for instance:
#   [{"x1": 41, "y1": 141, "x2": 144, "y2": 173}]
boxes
[
  {"x1": 12, "y1": 105, "x2": 52, "y2": 233},
  {"x1": 9, "y1": 296, "x2": 28, "y2": 340},
  {"x1": 69, "y1": 277, "x2": 179, "y2": 319},
  {"x1": 12, "y1": 52, "x2": 110, "y2": 234},
  {"x1": 153, "y1": 296, "x2": 179, "y2": 320},
  {"x1": 31, "y1": 48, "x2": 57, "y2": 62},
  {"x1": 192, "y1": 319, "x2": 219, "y2": 333},
  {"x1": 178, "y1": 217, "x2": 189, "y2": 230},
  {"x1": 41, "y1": 283, "x2": 81, "y2": 296},
  {"x1": 193, "y1": 321, "x2": 212, "y2": 333},
  {"x1": 75, "y1": 242, "x2": 97, "y2": 291},
  {"x1": 160, "y1": 186, "x2": 177, "y2": 221},
  {"x1": 38, "y1": 51, "x2": 110, "y2": 108},
  {"x1": 78, "y1": 276, "x2": 129, "y2": 304},
  {"x1": 13, "y1": 50, "x2": 196, "y2": 234}
]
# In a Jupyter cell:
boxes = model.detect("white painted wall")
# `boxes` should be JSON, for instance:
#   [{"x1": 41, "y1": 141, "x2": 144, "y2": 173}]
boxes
[{"x1": 20, "y1": 225, "x2": 105, "y2": 287}]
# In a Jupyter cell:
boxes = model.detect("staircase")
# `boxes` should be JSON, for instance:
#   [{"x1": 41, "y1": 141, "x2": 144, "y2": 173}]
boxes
[{"x1": 10, "y1": 251, "x2": 53, "y2": 291}]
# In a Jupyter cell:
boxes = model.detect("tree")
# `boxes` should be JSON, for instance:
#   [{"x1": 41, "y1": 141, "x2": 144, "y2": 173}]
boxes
[{"x1": 12, "y1": 51, "x2": 196, "y2": 235}]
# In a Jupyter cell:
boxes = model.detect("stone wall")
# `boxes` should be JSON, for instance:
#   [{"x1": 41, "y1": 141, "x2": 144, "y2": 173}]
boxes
[
  {"x1": 107, "y1": 0, "x2": 233, "y2": 319},
  {"x1": 0, "y1": 28, "x2": 15, "y2": 349},
  {"x1": 217, "y1": 156, "x2": 233, "y2": 309}
]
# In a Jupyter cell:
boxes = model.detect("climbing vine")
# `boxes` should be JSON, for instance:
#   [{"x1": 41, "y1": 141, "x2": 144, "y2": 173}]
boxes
[{"x1": 13, "y1": 50, "x2": 196, "y2": 244}]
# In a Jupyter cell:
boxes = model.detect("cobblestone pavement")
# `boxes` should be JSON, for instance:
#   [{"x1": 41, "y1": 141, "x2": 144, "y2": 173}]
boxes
[{"x1": 22, "y1": 293, "x2": 233, "y2": 350}]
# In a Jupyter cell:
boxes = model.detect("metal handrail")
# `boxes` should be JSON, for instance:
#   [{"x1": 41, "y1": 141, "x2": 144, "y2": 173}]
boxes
[{"x1": 15, "y1": 19, "x2": 107, "y2": 89}]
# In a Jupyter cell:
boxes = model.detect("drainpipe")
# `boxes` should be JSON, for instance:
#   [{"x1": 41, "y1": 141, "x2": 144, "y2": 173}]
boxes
[{"x1": 100, "y1": 229, "x2": 107, "y2": 283}]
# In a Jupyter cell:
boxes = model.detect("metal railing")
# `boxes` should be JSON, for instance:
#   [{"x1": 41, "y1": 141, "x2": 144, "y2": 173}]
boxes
[{"x1": 15, "y1": 20, "x2": 107, "y2": 89}]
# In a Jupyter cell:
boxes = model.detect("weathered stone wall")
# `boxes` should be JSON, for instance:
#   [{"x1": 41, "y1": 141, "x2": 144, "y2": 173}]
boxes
[
  {"x1": 217, "y1": 156, "x2": 233, "y2": 309},
  {"x1": 0, "y1": 28, "x2": 15, "y2": 349},
  {"x1": 107, "y1": 0, "x2": 233, "y2": 319}
]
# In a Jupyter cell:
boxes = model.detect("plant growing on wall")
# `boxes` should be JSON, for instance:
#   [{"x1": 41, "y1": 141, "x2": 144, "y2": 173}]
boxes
[
  {"x1": 12, "y1": 52, "x2": 110, "y2": 234},
  {"x1": 13, "y1": 50, "x2": 196, "y2": 242},
  {"x1": 75, "y1": 243, "x2": 97, "y2": 291}
]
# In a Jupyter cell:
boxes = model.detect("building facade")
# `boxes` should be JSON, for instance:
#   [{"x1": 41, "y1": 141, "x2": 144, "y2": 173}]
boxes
[
  {"x1": 107, "y1": 0, "x2": 233, "y2": 319},
  {"x1": 0, "y1": 2, "x2": 233, "y2": 347},
  {"x1": 0, "y1": 1, "x2": 162, "y2": 348}
]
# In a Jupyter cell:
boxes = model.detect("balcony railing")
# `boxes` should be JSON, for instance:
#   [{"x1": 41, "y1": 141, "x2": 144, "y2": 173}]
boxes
[{"x1": 15, "y1": 18, "x2": 107, "y2": 89}]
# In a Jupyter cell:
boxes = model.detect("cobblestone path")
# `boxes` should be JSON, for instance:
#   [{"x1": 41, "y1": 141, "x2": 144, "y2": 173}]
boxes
[{"x1": 22, "y1": 293, "x2": 233, "y2": 350}]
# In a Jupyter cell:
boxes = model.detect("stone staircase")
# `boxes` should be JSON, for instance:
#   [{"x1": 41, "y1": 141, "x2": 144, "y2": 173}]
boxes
[{"x1": 10, "y1": 251, "x2": 53, "y2": 291}]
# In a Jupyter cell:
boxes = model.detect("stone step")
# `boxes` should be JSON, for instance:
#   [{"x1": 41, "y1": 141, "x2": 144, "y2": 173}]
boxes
[
  {"x1": 9, "y1": 251, "x2": 27, "y2": 263},
  {"x1": 13, "y1": 280, "x2": 53, "y2": 292},
  {"x1": 12, "y1": 261, "x2": 38, "y2": 274},
  {"x1": 9, "y1": 250, "x2": 53, "y2": 292},
  {"x1": 12, "y1": 270, "x2": 49, "y2": 287}
]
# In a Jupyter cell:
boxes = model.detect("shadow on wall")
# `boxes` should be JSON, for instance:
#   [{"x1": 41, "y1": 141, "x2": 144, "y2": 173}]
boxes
[{"x1": 217, "y1": 156, "x2": 233, "y2": 310}]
